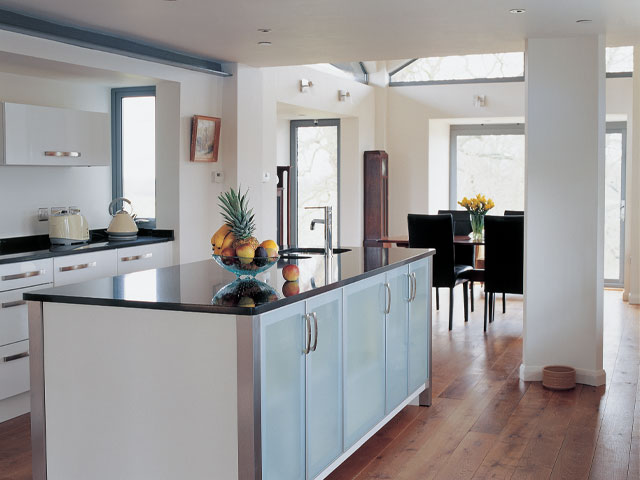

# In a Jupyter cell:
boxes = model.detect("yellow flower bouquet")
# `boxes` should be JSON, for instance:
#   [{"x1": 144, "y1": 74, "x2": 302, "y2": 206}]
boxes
[{"x1": 458, "y1": 194, "x2": 495, "y2": 240}]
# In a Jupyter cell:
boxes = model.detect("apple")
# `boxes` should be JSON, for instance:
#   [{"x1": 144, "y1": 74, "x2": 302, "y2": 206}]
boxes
[
  {"x1": 282, "y1": 264, "x2": 299, "y2": 281},
  {"x1": 220, "y1": 247, "x2": 236, "y2": 265},
  {"x1": 236, "y1": 244, "x2": 255, "y2": 265},
  {"x1": 237, "y1": 296, "x2": 255, "y2": 307},
  {"x1": 282, "y1": 281, "x2": 300, "y2": 297}
]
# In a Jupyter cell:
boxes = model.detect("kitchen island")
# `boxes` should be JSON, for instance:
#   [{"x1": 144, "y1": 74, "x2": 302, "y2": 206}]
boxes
[{"x1": 25, "y1": 246, "x2": 434, "y2": 480}]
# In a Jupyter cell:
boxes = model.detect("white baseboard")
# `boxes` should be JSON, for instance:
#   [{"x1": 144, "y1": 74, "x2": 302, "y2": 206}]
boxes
[
  {"x1": 629, "y1": 293, "x2": 640, "y2": 305},
  {"x1": 519, "y1": 364, "x2": 606, "y2": 386},
  {"x1": 0, "y1": 391, "x2": 30, "y2": 423}
]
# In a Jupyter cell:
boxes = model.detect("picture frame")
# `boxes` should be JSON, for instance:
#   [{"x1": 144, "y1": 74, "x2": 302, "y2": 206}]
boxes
[{"x1": 190, "y1": 115, "x2": 221, "y2": 162}]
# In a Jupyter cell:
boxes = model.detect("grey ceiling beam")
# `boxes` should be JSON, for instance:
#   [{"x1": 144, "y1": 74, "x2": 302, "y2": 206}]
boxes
[{"x1": 0, "y1": 8, "x2": 231, "y2": 77}]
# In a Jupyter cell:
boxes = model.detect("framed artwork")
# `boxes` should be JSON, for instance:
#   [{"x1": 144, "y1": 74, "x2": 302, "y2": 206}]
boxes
[{"x1": 190, "y1": 115, "x2": 221, "y2": 162}]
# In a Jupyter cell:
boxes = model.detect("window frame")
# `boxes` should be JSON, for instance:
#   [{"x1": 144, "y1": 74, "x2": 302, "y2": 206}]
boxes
[
  {"x1": 449, "y1": 123, "x2": 525, "y2": 208},
  {"x1": 111, "y1": 86, "x2": 157, "y2": 228}
]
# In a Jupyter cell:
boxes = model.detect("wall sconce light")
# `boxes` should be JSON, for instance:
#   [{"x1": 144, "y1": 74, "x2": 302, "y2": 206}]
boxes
[
  {"x1": 338, "y1": 90, "x2": 351, "y2": 102},
  {"x1": 473, "y1": 95, "x2": 486, "y2": 108},
  {"x1": 299, "y1": 79, "x2": 314, "y2": 93}
]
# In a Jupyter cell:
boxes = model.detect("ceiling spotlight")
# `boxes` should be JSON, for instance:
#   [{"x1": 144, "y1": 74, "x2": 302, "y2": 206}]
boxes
[
  {"x1": 576, "y1": 19, "x2": 593, "y2": 23},
  {"x1": 258, "y1": 28, "x2": 271, "y2": 33},
  {"x1": 258, "y1": 41, "x2": 272, "y2": 46},
  {"x1": 509, "y1": 8, "x2": 526, "y2": 14}
]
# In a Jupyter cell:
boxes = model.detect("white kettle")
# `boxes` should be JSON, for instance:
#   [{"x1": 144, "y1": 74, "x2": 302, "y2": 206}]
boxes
[{"x1": 107, "y1": 197, "x2": 138, "y2": 240}]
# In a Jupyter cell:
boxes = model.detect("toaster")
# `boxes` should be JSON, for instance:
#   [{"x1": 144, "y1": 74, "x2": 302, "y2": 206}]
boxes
[{"x1": 49, "y1": 207, "x2": 90, "y2": 245}]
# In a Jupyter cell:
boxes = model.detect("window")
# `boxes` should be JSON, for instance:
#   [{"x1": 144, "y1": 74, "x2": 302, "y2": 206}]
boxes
[
  {"x1": 391, "y1": 46, "x2": 633, "y2": 85},
  {"x1": 606, "y1": 46, "x2": 634, "y2": 75},
  {"x1": 390, "y1": 52, "x2": 525, "y2": 85},
  {"x1": 111, "y1": 86, "x2": 156, "y2": 225},
  {"x1": 450, "y1": 124, "x2": 525, "y2": 211}
]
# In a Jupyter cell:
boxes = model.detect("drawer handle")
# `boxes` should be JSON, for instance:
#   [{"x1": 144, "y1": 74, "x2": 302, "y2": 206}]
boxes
[
  {"x1": 1, "y1": 270, "x2": 45, "y2": 281},
  {"x1": 384, "y1": 282, "x2": 391, "y2": 314},
  {"x1": 59, "y1": 262, "x2": 96, "y2": 272},
  {"x1": 1, "y1": 300, "x2": 26, "y2": 309},
  {"x1": 45, "y1": 151, "x2": 81, "y2": 157},
  {"x1": 120, "y1": 253, "x2": 153, "y2": 262},
  {"x1": 2, "y1": 351, "x2": 29, "y2": 363}
]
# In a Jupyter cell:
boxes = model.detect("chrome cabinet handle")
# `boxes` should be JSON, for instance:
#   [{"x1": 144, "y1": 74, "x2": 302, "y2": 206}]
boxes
[
  {"x1": 59, "y1": 261, "x2": 96, "y2": 272},
  {"x1": 303, "y1": 314, "x2": 312, "y2": 354},
  {"x1": 1, "y1": 270, "x2": 45, "y2": 281},
  {"x1": 310, "y1": 312, "x2": 318, "y2": 352},
  {"x1": 2, "y1": 351, "x2": 29, "y2": 363},
  {"x1": 411, "y1": 273, "x2": 417, "y2": 302},
  {"x1": 44, "y1": 151, "x2": 81, "y2": 157},
  {"x1": 1, "y1": 300, "x2": 26, "y2": 309},
  {"x1": 384, "y1": 283, "x2": 391, "y2": 314},
  {"x1": 406, "y1": 274, "x2": 412, "y2": 302},
  {"x1": 120, "y1": 253, "x2": 152, "y2": 262}
]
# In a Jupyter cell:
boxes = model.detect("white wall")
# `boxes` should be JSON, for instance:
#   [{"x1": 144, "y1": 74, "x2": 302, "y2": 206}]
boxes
[
  {"x1": 0, "y1": 71, "x2": 112, "y2": 237},
  {"x1": 268, "y1": 65, "x2": 376, "y2": 246}
]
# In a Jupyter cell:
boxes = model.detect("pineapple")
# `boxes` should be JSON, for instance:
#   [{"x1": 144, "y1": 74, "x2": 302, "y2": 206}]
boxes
[{"x1": 218, "y1": 187, "x2": 259, "y2": 251}]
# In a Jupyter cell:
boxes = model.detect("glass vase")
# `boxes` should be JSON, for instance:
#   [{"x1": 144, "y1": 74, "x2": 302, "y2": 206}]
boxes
[{"x1": 470, "y1": 213, "x2": 484, "y2": 241}]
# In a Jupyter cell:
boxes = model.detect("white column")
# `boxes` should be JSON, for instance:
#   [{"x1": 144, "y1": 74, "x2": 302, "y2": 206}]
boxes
[
  {"x1": 522, "y1": 36, "x2": 606, "y2": 386},
  {"x1": 627, "y1": 45, "x2": 640, "y2": 304}
]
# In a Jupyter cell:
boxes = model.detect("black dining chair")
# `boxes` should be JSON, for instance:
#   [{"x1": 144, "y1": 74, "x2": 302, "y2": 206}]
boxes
[
  {"x1": 438, "y1": 209, "x2": 481, "y2": 312},
  {"x1": 483, "y1": 215, "x2": 524, "y2": 331},
  {"x1": 408, "y1": 214, "x2": 472, "y2": 330}
]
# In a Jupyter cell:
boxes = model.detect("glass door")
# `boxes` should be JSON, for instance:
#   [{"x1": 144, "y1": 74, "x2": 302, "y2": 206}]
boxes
[
  {"x1": 604, "y1": 122, "x2": 627, "y2": 287},
  {"x1": 290, "y1": 119, "x2": 340, "y2": 248}
]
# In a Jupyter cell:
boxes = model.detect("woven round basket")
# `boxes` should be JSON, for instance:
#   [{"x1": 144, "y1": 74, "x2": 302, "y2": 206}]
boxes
[{"x1": 542, "y1": 365, "x2": 576, "y2": 390}]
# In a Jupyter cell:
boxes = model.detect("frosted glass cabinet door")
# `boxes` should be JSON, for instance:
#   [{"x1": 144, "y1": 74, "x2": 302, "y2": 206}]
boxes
[
  {"x1": 385, "y1": 267, "x2": 410, "y2": 413},
  {"x1": 306, "y1": 290, "x2": 343, "y2": 479},
  {"x1": 261, "y1": 302, "x2": 307, "y2": 480},
  {"x1": 408, "y1": 257, "x2": 431, "y2": 393},
  {"x1": 343, "y1": 273, "x2": 386, "y2": 449}
]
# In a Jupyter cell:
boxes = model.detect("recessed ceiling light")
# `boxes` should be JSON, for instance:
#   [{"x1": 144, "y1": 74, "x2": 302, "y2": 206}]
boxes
[
  {"x1": 258, "y1": 41, "x2": 272, "y2": 46},
  {"x1": 576, "y1": 19, "x2": 593, "y2": 23},
  {"x1": 509, "y1": 8, "x2": 526, "y2": 14},
  {"x1": 258, "y1": 28, "x2": 271, "y2": 33}
]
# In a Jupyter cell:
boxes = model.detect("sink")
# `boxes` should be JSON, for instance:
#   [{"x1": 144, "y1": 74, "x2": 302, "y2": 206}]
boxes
[{"x1": 280, "y1": 247, "x2": 352, "y2": 255}]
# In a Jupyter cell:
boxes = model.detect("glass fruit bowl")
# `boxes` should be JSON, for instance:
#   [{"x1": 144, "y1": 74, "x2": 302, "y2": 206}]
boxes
[{"x1": 212, "y1": 253, "x2": 279, "y2": 278}]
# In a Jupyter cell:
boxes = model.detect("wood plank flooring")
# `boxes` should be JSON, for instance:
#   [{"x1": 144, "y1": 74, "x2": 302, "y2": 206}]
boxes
[{"x1": 0, "y1": 290, "x2": 637, "y2": 480}]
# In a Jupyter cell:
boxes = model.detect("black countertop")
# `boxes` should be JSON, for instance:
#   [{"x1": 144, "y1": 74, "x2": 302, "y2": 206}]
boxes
[
  {"x1": 24, "y1": 247, "x2": 434, "y2": 315},
  {"x1": 0, "y1": 229, "x2": 174, "y2": 265}
]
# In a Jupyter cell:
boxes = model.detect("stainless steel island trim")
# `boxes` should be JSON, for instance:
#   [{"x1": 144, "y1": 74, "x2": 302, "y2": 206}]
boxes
[
  {"x1": 419, "y1": 260, "x2": 433, "y2": 407},
  {"x1": 28, "y1": 301, "x2": 47, "y2": 480},
  {"x1": 236, "y1": 315, "x2": 262, "y2": 480}
]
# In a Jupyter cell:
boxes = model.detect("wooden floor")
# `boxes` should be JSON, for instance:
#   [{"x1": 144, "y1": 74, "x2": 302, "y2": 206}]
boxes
[{"x1": 0, "y1": 290, "x2": 638, "y2": 480}]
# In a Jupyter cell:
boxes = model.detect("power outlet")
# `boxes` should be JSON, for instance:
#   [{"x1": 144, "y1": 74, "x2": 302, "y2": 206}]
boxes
[
  {"x1": 38, "y1": 208, "x2": 49, "y2": 222},
  {"x1": 213, "y1": 171, "x2": 225, "y2": 183}
]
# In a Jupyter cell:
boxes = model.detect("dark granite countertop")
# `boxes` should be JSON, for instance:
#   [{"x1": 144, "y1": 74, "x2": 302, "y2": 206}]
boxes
[
  {"x1": 0, "y1": 229, "x2": 174, "y2": 265},
  {"x1": 24, "y1": 246, "x2": 434, "y2": 315}
]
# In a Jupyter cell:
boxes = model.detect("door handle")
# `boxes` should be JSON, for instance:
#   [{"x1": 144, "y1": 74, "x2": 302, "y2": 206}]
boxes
[
  {"x1": 406, "y1": 274, "x2": 413, "y2": 302},
  {"x1": 2, "y1": 351, "x2": 29, "y2": 363},
  {"x1": 302, "y1": 314, "x2": 312, "y2": 354},
  {"x1": 411, "y1": 273, "x2": 417, "y2": 302},
  {"x1": 310, "y1": 312, "x2": 318, "y2": 352},
  {"x1": 1, "y1": 300, "x2": 27, "y2": 309},
  {"x1": 384, "y1": 283, "x2": 391, "y2": 314}
]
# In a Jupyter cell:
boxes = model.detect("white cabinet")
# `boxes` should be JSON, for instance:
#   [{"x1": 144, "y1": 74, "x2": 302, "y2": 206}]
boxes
[
  {"x1": 0, "y1": 284, "x2": 51, "y2": 347},
  {"x1": 1, "y1": 102, "x2": 110, "y2": 166},
  {"x1": 0, "y1": 340, "x2": 30, "y2": 401},
  {"x1": 116, "y1": 243, "x2": 173, "y2": 275},
  {"x1": 0, "y1": 258, "x2": 53, "y2": 291},
  {"x1": 343, "y1": 272, "x2": 387, "y2": 449},
  {"x1": 408, "y1": 257, "x2": 431, "y2": 393},
  {"x1": 53, "y1": 250, "x2": 117, "y2": 286},
  {"x1": 385, "y1": 266, "x2": 410, "y2": 413}
]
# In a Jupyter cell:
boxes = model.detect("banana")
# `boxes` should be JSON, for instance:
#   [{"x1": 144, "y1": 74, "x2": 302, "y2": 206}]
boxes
[
  {"x1": 221, "y1": 231, "x2": 235, "y2": 251},
  {"x1": 212, "y1": 224, "x2": 231, "y2": 248}
]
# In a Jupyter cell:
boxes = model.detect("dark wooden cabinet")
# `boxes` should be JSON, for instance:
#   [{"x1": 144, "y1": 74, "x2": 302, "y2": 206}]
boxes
[
  {"x1": 363, "y1": 150, "x2": 389, "y2": 247},
  {"x1": 276, "y1": 166, "x2": 291, "y2": 247}
]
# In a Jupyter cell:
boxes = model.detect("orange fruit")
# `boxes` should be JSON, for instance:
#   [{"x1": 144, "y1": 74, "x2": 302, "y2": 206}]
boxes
[{"x1": 260, "y1": 239, "x2": 279, "y2": 253}]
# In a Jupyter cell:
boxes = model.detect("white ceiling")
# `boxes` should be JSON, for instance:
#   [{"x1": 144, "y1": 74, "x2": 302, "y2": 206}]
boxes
[{"x1": 0, "y1": 0, "x2": 639, "y2": 68}]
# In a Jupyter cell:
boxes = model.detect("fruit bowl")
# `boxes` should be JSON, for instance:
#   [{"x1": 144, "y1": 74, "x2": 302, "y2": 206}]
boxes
[{"x1": 212, "y1": 253, "x2": 279, "y2": 278}]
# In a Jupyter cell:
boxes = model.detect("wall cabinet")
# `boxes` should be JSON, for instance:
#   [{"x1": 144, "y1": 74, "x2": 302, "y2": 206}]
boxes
[
  {"x1": 1, "y1": 102, "x2": 110, "y2": 167},
  {"x1": 363, "y1": 150, "x2": 389, "y2": 247}
]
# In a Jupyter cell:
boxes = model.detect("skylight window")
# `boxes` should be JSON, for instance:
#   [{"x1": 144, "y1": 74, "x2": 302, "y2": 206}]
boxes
[
  {"x1": 390, "y1": 52, "x2": 525, "y2": 84},
  {"x1": 606, "y1": 46, "x2": 633, "y2": 74}
]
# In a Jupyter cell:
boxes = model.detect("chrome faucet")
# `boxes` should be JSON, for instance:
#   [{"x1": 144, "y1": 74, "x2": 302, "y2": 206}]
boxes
[{"x1": 306, "y1": 206, "x2": 333, "y2": 256}]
